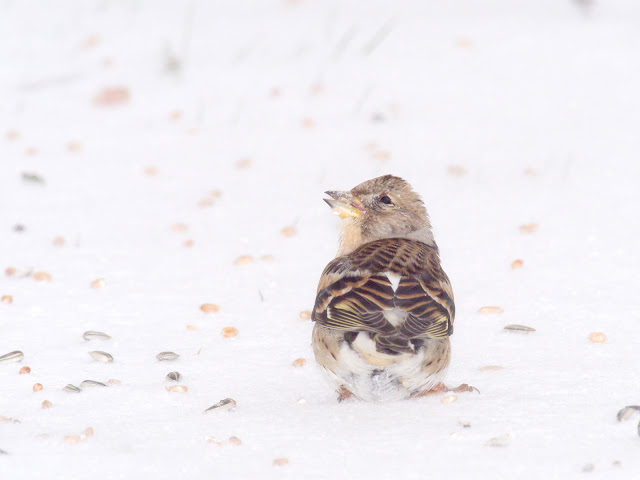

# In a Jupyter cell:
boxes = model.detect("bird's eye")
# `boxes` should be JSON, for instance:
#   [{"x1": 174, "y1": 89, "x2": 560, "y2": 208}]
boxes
[{"x1": 380, "y1": 195, "x2": 393, "y2": 205}]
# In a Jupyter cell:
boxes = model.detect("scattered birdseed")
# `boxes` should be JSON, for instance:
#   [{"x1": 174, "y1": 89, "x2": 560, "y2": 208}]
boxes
[
  {"x1": 260, "y1": 254, "x2": 274, "y2": 262},
  {"x1": 83, "y1": 331, "x2": 111, "y2": 341},
  {"x1": 144, "y1": 166, "x2": 158, "y2": 176},
  {"x1": 186, "y1": 324, "x2": 198, "y2": 331},
  {"x1": 234, "y1": 255, "x2": 254, "y2": 266},
  {"x1": 80, "y1": 380, "x2": 107, "y2": 388},
  {"x1": 235, "y1": 157, "x2": 252, "y2": 169},
  {"x1": 64, "y1": 435, "x2": 82, "y2": 445},
  {"x1": 63, "y1": 384, "x2": 82, "y2": 393},
  {"x1": 183, "y1": 240, "x2": 194, "y2": 247},
  {"x1": 82, "y1": 427, "x2": 94, "y2": 438},
  {"x1": 281, "y1": 226, "x2": 296, "y2": 237},
  {"x1": 269, "y1": 87, "x2": 281, "y2": 98},
  {"x1": 612, "y1": 460, "x2": 622, "y2": 467},
  {"x1": 33, "y1": 383, "x2": 43, "y2": 392},
  {"x1": 511, "y1": 259, "x2": 524, "y2": 269},
  {"x1": 478, "y1": 306, "x2": 504, "y2": 314},
  {"x1": 19, "y1": 366, "x2": 31, "y2": 374},
  {"x1": 371, "y1": 150, "x2": 390, "y2": 161},
  {"x1": 447, "y1": 165, "x2": 467, "y2": 177},
  {"x1": 229, "y1": 436, "x2": 242, "y2": 446},
  {"x1": 170, "y1": 223, "x2": 188, "y2": 233},
  {"x1": 291, "y1": 358, "x2": 306, "y2": 367},
  {"x1": 94, "y1": 86, "x2": 130, "y2": 106},
  {"x1": 455, "y1": 37, "x2": 474, "y2": 48},
  {"x1": 25, "y1": 147, "x2": 38, "y2": 156},
  {"x1": 504, "y1": 324, "x2": 536, "y2": 333},
  {"x1": 299, "y1": 310, "x2": 312, "y2": 320},
  {"x1": 5, "y1": 129, "x2": 20, "y2": 141},
  {"x1": 1, "y1": 295, "x2": 12, "y2": 304},
  {"x1": 519, "y1": 223, "x2": 538, "y2": 233},
  {"x1": 204, "y1": 398, "x2": 236, "y2": 413},
  {"x1": 156, "y1": 352, "x2": 179, "y2": 361},
  {"x1": 107, "y1": 379, "x2": 121, "y2": 385},
  {"x1": 588, "y1": 332, "x2": 607, "y2": 343},
  {"x1": 524, "y1": 168, "x2": 537, "y2": 176},
  {"x1": 166, "y1": 372, "x2": 182, "y2": 382},
  {"x1": 582, "y1": 464, "x2": 594, "y2": 473},
  {"x1": 485, "y1": 433, "x2": 510, "y2": 447},
  {"x1": 41, "y1": 400, "x2": 53, "y2": 409},
  {"x1": 22, "y1": 172, "x2": 45, "y2": 184},
  {"x1": 88, "y1": 351, "x2": 113, "y2": 363},
  {"x1": 458, "y1": 418, "x2": 471, "y2": 428},
  {"x1": 478, "y1": 365, "x2": 504, "y2": 372},
  {"x1": 0, "y1": 351, "x2": 24, "y2": 363},
  {"x1": 166, "y1": 385, "x2": 187, "y2": 393},
  {"x1": 205, "y1": 435, "x2": 223, "y2": 446},
  {"x1": 90, "y1": 278, "x2": 106, "y2": 288},
  {"x1": 169, "y1": 109, "x2": 182, "y2": 121},
  {"x1": 5, "y1": 267, "x2": 16, "y2": 276},
  {"x1": 67, "y1": 141, "x2": 83, "y2": 152},
  {"x1": 221, "y1": 327, "x2": 238, "y2": 338},
  {"x1": 0, "y1": 416, "x2": 20, "y2": 423},
  {"x1": 301, "y1": 117, "x2": 315, "y2": 128},
  {"x1": 273, "y1": 458, "x2": 289, "y2": 467},
  {"x1": 209, "y1": 189, "x2": 222, "y2": 199},
  {"x1": 200, "y1": 303, "x2": 220, "y2": 314},
  {"x1": 33, "y1": 272, "x2": 52, "y2": 282},
  {"x1": 52, "y1": 236, "x2": 65, "y2": 247},
  {"x1": 616, "y1": 406, "x2": 640, "y2": 422},
  {"x1": 441, "y1": 395, "x2": 457, "y2": 404}
]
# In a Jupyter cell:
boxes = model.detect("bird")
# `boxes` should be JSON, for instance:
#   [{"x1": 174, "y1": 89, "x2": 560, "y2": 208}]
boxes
[{"x1": 311, "y1": 174, "x2": 475, "y2": 402}]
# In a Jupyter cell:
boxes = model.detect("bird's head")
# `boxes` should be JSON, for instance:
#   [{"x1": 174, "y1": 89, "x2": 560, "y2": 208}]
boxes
[{"x1": 324, "y1": 175, "x2": 434, "y2": 255}]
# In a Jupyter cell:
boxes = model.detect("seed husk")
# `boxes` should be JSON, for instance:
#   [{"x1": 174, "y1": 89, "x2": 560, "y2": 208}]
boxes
[
  {"x1": 83, "y1": 331, "x2": 111, "y2": 341},
  {"x1": 33, "y1": 271, "x2": 52, "y2": 282},
  {"x1": 299, "y1": 310, "x2": 312, "y2": 320},
  {"x1": 478, "y1": 306, "x2": 504, "y2": 314},
  {"x1": 204, "y1": 435, "x2": 223, "y2": 446},
  {"x1": 458, "y1": 418, "x2": 471, "y2": 428},
  {"x1": 156, "y1": 351, "x2": 179, "y2": 361},
  {"x1": 107, "y1": 379, "x2": 121, "y2": 385},
  {"x1": 19, "y1": 366, "x2": 31, "y2": 374},
  {"x1": 64, "y1": 434, "x2": 82, "y2": 445},
  {"x1": 485, "y1": 433, "x2": 510, "y2": 447},
  {"x1": 441, "y1": 395, "x2": 457, "y2": 404},
  {"x1": 33, "y1": 383, "x2": 43, "y2": 392},
  {"x1": 478, "y1": 365, "x2": 504, "y2": 372},
  {"x1": 511, "y1": 259, "x2": 524, "y2": 269},
  {"x1": 281, "y1": 226, "x2": 296, "y2": 237},
  {"x1": 204, "y1": 398, "x2": 236, "y2": 413},
  {"x1": 588, "y1": 332, "x2": 607, "y2": 343},
  {"x1": 89, "y1": 351, "x2": 113, "y2": 363},
  {"x1": 80, "y1": 380, "x2": 107, "y2": 388},
  {"x1": 504, "y1": 324, "x2": 536, "y2": 333},
  {"x1": 234, "y1": 255, "x2": 254, "y2": 266},
  {"x1": 273, "y1": 458, "x2": 289, "y2": 467},
  {"x1": 166, "y1": 385, "x2": 187, "y2": 393},
  {"x1": 229, "y1": 436, "x2": 242, "y2": 446},
  {"x1": 63, "y1": 384, "x2": 82, "y2": 393},
  {"x1": 518, "y1": 223, "x2": 538, "y2": 233},
  {"x1": 0, "y1": 416, "x2": 20, "y2": 423},
  {"x1": 166, "y1": 371, "x2": 182, "y2": 382},
  {"x1": 616, "y1": 406, "x2": 640, "y2": 422},
  {"x1": 221, "y1": 327, "x2": 238, "y2": 338},
  {"x1": 291, "y1": 358, "x2": 306, "y2": 367},
  {"x1": 1, "y1": 295, "x2": 12, "y2": 304},
  {"x1": 0, "y1": 350, "x2": 24, "y2": 364},
  {"x1": 200, "y1": 303, "x2": 219, "y2": 313},
  {"x1": 90, "y1": 278, "x2": 106, "y2": 288},
  {"x1": 41, "y1": 400, "x2": 53, "y2": 409}
]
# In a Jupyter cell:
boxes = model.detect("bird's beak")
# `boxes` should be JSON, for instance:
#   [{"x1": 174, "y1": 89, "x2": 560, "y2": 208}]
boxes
[{"x1": 323, "y1": 191, "x2": 365, "y2": 218}]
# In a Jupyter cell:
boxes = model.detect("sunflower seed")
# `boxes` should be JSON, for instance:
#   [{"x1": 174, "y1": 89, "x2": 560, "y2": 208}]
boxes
[
  {"x1": 83, "y1": 331, "x2": 111, "y2": 341},
  {"x1": 204, "y1": 398, "x2": 236, "y2": 413},
  {"x1": 504, "y1": 324, "x2": 536, "y2": 333},
  {"x1": 89, "y1": 351, "x2": 113, "y2": 363},
  {"x1": 63, "y1": 384, "x2": 82, "y2": 393},
  {"x1": 616, "y1": 406, "x2": 640, "y2": 422},
  {"x1": 156, "y1": 352, "x2": 179, "y2": 361},
  {"x1": 80, "y1": 380, "x2": 107, "y2": 388},
  {"x1": 0, "y1": 449, "x2": 8, "y2": 455},
  {"x1": 166, "y1": 371, "x2": 182, "y2": 382},
  {"x1": 0, "y1": 351, "x2": 24, "y2": 364}
]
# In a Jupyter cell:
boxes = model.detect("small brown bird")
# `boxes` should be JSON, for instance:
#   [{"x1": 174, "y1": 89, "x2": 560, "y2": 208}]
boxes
[{"x1": 312, "y1": 175, "x2": 474, "y2": 401}]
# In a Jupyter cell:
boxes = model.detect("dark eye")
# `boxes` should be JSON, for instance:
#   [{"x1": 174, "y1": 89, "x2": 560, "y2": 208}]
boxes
[{"x1": 380, "y1": 195, "x2": 393, "y2": 205}]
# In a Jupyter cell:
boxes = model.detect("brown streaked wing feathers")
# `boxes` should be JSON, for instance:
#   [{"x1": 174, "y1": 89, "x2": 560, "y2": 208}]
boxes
[{"x1": 312, "y1": 238, "x2": 454, "y2": 354}]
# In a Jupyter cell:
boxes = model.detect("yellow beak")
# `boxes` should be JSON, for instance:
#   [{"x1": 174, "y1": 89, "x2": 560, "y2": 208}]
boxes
[{"x1": 324, "y1": 191, "x2": 365, "y2": 218}]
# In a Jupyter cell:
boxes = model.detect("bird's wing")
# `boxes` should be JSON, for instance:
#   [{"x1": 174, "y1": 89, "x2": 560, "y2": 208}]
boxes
[{"x1": 312, "y1": 239, "x2": 454, "y2": 353}]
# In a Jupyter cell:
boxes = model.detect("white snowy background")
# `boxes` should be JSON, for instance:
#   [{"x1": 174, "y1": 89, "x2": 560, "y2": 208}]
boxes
[{"x1": 1, "y1": 0, "x2": 640, "y2": 478}]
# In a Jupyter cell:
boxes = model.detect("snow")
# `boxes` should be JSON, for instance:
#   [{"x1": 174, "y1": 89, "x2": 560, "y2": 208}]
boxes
[{"x1": 2, "y1": 0, "x2": 640, "y2": 478}]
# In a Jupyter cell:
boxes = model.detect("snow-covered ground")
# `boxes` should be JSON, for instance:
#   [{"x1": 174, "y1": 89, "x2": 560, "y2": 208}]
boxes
[{"x1": 2, "y1": 1, "x2": 640, "y2": 478}]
